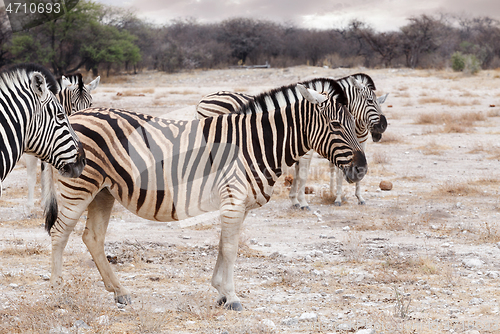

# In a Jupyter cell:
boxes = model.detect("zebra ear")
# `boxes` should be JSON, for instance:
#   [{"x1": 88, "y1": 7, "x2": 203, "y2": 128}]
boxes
[
  {"x1": 377, "y1": 93, "x2": 389, "y2": 105},
  {"x1": 87, "y1": 76, "x2": 100, "y2": 91},
  {"x1": 61, "y1": 76, "x2": 73, "y2": 89},
  {"x1": 296, "y1": 84, "x2": 327, "y2": 104},
  {"x1": 347, "y1": 76, "x2": 364, "y2": 90},
  {"x1": 31, "y1": 72, "x2": 50, "y2": 100}
]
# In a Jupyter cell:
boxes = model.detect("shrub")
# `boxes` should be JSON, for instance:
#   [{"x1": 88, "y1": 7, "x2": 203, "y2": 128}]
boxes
[
  {"x1": 451, "y1": 51, "x2": 481, "y2": 74},
  {"x1": 451, "y1": 52, "x2": 465, "y2": 72}
]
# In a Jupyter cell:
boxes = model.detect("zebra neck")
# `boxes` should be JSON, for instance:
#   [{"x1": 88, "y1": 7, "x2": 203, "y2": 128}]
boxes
[{"x1": 240, "y1": 102, "x2": 310, "y2": 182}]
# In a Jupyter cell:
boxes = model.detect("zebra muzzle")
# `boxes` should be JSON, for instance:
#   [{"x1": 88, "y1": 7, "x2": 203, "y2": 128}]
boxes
[
  {"x1": 59, "y1": 144, "x2": 86, "y2": 178},
  {"x1": 343, "y1": 150, "x2": 367, "y2": 183}
]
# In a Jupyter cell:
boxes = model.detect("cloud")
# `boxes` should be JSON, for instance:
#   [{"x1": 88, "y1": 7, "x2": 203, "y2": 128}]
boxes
[{"x1": 99, "y1": 0, "x2": 500, "y2": 31}]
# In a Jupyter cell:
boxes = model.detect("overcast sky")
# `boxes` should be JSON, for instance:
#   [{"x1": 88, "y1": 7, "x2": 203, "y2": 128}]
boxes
[{"x1": 96, "y1": 0, "x2": 500, "y2": 31}]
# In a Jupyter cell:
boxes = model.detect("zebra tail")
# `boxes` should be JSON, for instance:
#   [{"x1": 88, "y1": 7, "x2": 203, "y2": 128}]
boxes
[{"x1": 41, "y1": 162, "x2": 58, "y2": 235}]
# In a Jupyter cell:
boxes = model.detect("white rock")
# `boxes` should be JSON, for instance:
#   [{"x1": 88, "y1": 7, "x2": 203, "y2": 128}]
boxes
[
  {"x1": 355, "y1": 329, "x2": 376, "y2": 334},
  {"x1": 49, "y1": 326, "x2": 70, "y2": 334},
  {"x1": 298, "y1": 312, "x2": 317, "y2": 322},
  {"x1": 281, "y1": 317, "x2": 298, "y2": 326},
  {"x1": 342, "y1": 226, "x2": 350, "y2": 231},
  {"x1": 486, "y1": 271, "x2": 500, "y2": 279},
  {"x1": 463, "y1": 258, "x2": 484, "y2": 268},
  {"x1": 260, "y1": 319, "x2": 276, "y2": 330},
  {"x1": 469, "y1": 297, "x2": 484, "y2": 305},
  {"x1": 97, "y1": 315, "x2": 109, "y2": 325}
]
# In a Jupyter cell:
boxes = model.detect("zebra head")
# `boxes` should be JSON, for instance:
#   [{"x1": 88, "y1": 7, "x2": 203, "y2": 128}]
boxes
[
  {"x1": 59, "y1": 73, "x2": 100, "y2": 116},
  {"x1": 24, "y1": 66, "x2": 86, "y2": 178},
  {"x1": 346, "y1": 74, "x2": 388, "y2": 142},
  {"x1": 297, "y1": 81, "x2": 367, "y2": 183}
]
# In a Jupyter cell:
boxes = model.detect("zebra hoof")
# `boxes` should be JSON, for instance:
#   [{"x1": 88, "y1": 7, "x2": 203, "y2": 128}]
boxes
[
  {"x1": 292, "y1": 204, "x2": 301, "y2": 209},
  {"x1": 216, "y1": 296, "x2": 227, "y2": 306},
  {"x1": 300, "y1": 206, "x2": 310, "y2": 211},
  {"x1": 225, "y1": 301, "x2": 243, "y2": 311},
  {"x1": 115, "y1": 294, "x2": 132, "y2": 305},
  {"x1": 334, "y1": 202, "x2": 342, "y2": 207},
  {"x1": 358, "y1": 201, "x2": 366, "y2": 205}
]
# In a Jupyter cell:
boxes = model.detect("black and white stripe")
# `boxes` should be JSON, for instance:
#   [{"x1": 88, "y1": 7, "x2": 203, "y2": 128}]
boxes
[
  {"x1": 196, "y1": 74, "x2": 388, "y2": 209},
  {"x1": 44, "y1": 79, "x2": 366, "y2": 310},
  {"x1": 24, "y1": 72, "x2": 99, "y2": 207},
  {"x1": 0, "y1": 63, "x2": 86, "y2": 197}
]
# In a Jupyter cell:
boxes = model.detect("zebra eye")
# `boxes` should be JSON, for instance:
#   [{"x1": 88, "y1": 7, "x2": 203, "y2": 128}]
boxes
[{"x1": 57, "y1": 111, "x2": 66, "y2": 121}]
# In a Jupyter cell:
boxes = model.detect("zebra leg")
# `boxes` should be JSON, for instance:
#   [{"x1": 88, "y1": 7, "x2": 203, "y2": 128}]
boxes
[
  {"x1": 289, "y1": 150, "x2": 313, "y2": 210},
  {"x1": 50, "y1": 202, "x2": 88, "y2": 286},
  {"x1": 355, "y1": 141, "x2": 367, "y2": 205},
  {"x1": 82, "y1": 188, "x2": 131, "y2": 305},
  {"x1": 333, "y1": 163, "x2": 343, "y2": 206},
  {"x1": 25, "y1": 154, "x2": 38, "y2": 208},
  {"x1": 211, "y1": 206, "x2": 246, "y2": 311}
]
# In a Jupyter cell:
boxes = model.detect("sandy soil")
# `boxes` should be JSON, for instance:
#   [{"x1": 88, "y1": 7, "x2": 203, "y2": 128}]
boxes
[{"x1": 1, "y1": 66, "x2": 500, "y2": 333}]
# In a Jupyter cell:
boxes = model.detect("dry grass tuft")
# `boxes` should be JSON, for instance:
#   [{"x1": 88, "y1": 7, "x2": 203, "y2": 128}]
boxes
[
  {"x1": 0, "y1": 242, "x2": 48, "y2": 256},
  {"x1": 176, "y1": 292, "x2": 224, "y2": 321},
  {"x1": 378, "y1": 132, "x2": 402, "y2": 144},
  {"x1": 434, "y1": 181, "x2": 480, "y2": 197},
  {"x1": 415, "y1": 111, "x2": 485, "y2": 133},
  {"x1": 372, "y1": 151, "x2": 390, "y2": 164},
  {"x1": 418, "y1": 140, "x2": 451, "y2": 155}
]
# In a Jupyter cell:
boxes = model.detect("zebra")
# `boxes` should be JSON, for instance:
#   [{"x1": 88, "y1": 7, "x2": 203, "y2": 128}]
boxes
[
  {"x1": 196, "y1": 74, "x2": 388, "y2": 209},
  {"x1": 0, "y1": 63, "x2": 86, "y2": 197},
  {"x1": 24, "y1": 73, "x2": 99, "y2": 207},
  {"x1": 43, "y1": 79, "x2": 367, "y2": 311}
]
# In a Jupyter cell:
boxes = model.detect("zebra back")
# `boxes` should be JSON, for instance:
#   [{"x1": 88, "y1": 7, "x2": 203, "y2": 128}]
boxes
[{"x1": 195, "y1": 91, "x2": 254, "y2": 119}]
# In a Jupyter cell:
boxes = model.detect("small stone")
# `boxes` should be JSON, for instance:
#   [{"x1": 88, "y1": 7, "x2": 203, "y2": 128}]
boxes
[
  {"x1": 249, "y1": 238, "x2": 258, "y2": 245},
  {"x1": 342, "y1": 226, "x2": 350, "y2": 231},
  {"x1": 298, "y1": 312, "x2": 317, "y2": 322},
  {"x1": 304, "y1": 186, "x2": 314, "y2": 194},
  {"x1": 486, "y1": 271, "x2": 499, "y2": 279},
  {"x1": 335, "y1": 289, "x2": 344, "y2": 294},
  {"x1": 260, "y1": 319, "x2": 276, "y2": 330},
  {"x1": 97, "y1": 315, "x2": 109, "y2": 325},
  {"x1": 342, "y1": 294, "x2": 356, "y2": 299},
  {"x1": 463, "y1": 258, "x2": 484, "y2": 269},
  {"x1": 431, "y1": 224, "x2": 439, "y2": 230},
  {"x1": 264, "y1": 243, "x2": 271, "y2": 247},
  {"x1": 469, "y1": 297, "x2": 484, "y2": 305},
  {"x1": 379, "y1": 180, "x2": 393, "y2": 191},
  {"x1": 355, "y1": 329, "x2": 376, "y2": 334},
  {"x1": 301, "y1": 287, "x2": 311, "y2": 293},
  {"x1": 49, "y1": 326, "x2": 70, "y2": 334},
  {"x1": 72, "y1": 320, "x2": 91, "y2": 329},
  {"x1": 40, "y1": 274, "x2": 50, "y2": 281},
  {"x1": 9, "y1": 283, "x2": 18, "y2": 288},
  {"x1": 181, "y1": 235, "x2": 191, "y2": 239},
  {"x1": 281, "y1": 317, "x2": 299, "y2": 326}
]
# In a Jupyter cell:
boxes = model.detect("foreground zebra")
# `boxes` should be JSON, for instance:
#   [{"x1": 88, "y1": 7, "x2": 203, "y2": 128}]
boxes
[
  {"x1": 44, "y1": 79, "x2": 366, "y2": 310},
  {"x1": 24, "y1": 73, "x2": 99, "y2": 207},
  {"x1": 0, "y1": 63, "x2": 86, "y2": 197},
  {"x1": 196, "y1": 74, "x2": 388, "y2": 209}
]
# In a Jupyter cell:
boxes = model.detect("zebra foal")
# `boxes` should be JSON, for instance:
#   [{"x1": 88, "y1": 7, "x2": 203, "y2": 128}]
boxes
[
  {"x1": 44, "y1": 79, "x2": 366, "y2": 311},
  {"x1": 196, "y1": 74, "x2": 388, "y2": 209},
  {"x1": 0, "y1": 63, "x2": 85, "y2": 197},
  {"x1": 24, "y1": 73, "x2": 99, "y2": 207}
]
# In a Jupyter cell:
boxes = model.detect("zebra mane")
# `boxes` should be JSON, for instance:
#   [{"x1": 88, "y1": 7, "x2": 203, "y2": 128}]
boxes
[
  {"x1": 58, "y1": 73, "x2": 85, "y2": 92},
  {"x1": 340, "y1": 73, "x2": 376, "y2": 91},
  {"x1": 237, "y1": 78, "x2": 346, "y2": 115},
  {"x1": 0, "y1": 63, "x2": 59, "y2": 95}
]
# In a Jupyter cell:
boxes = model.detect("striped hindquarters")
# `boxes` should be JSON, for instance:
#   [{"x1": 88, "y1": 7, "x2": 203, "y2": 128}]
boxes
[{"x1": 196, "y1": 91, "x2": 253, "y2": 119}]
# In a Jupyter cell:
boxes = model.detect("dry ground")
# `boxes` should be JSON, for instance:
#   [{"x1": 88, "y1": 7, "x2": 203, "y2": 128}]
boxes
[{"x1": 1, "y1": 66, "x2": 500, "y2": 333}]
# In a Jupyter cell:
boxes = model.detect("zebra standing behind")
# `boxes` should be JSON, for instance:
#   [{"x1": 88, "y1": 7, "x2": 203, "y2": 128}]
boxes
[
  {"x1": 196, "y1": 74, "x2": 388, "y2": 209},
  {"x1": 0, "y1": 63, "x2": 86, "y2": 197},
  {"x1": 24, "y1": 73, "x2": 99, "y2": 208},
  {"x1": 44, "y1": 79, "x2": 366, "y2": 311}
]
